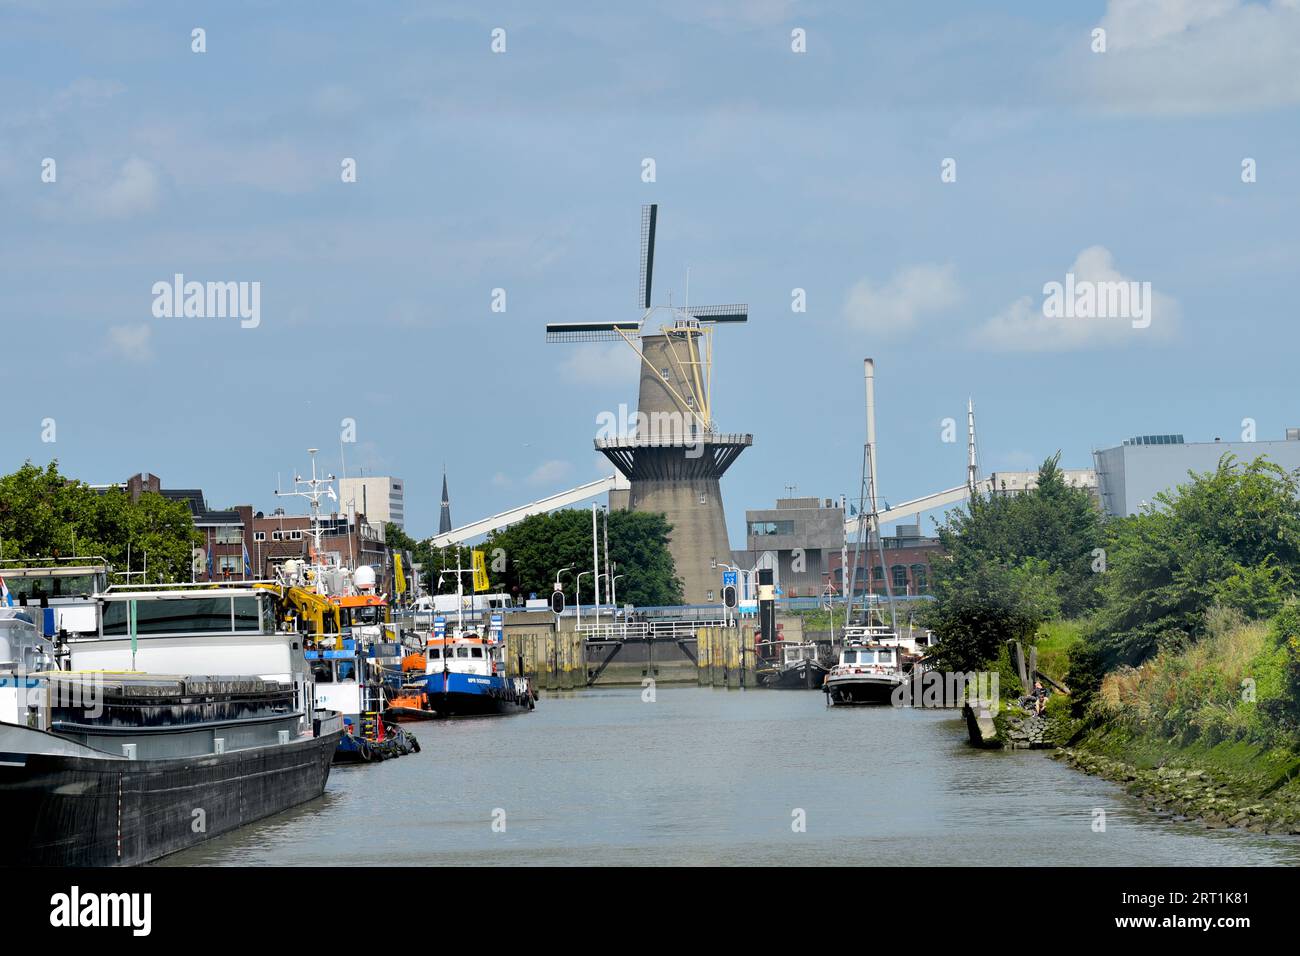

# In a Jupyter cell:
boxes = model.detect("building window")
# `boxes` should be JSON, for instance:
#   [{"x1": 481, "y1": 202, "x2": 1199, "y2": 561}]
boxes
[
  {"x1": 271, "y1": 530, "x2": 282, "y2": 541},
  {"x1": 748, "y1": 520, "x2": 795, "y2": 537},
  {"x1": 214, "y1": 526, "x2": 243, "y2": 544},
  {"x1": 290, "y1": 530, "x2": 303, "y2": 541},
  {"x1": 707, "y1": 590, "x2": 714, "y2": 602},
  {"x1": 253, "y1": 531, "x2": 266, "y2": 542},
  {"x1": 911, "y1": 564, "x2": 928, "y2": 594},
  {"x1": 873, "y1": 566, "x2": 884, "y2": 581},
  {"x1": 891, "y1": 565, "x2": 908, "y2": 591}
]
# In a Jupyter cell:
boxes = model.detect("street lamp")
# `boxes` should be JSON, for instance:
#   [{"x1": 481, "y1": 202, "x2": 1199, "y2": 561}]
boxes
[
  {"x1": 576, "y1": 570, "x2": 591, "y2": 629},
  {"x1": 596, "y1": 573, "x2": 610, "y2": 630},
  {"x1": 554, "y1": 563, "x2": 575, "y2": 604}
]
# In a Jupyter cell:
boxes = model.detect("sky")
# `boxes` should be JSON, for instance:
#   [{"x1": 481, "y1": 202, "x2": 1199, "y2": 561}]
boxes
[{"x1": 2, "y1": 0, "x2": 1299, "y2": 541}]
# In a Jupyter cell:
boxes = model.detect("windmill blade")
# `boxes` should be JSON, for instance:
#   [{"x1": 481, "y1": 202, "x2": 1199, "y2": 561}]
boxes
[
  {"x1": 638, "y1": 203, "x2": 657, "y2": 310},
  {"x1": 545, "y1": 320, "x2": 643, "y2": 343},
  {"x1": 684, "y1": 304, "x2": 748, "y2": 324}
]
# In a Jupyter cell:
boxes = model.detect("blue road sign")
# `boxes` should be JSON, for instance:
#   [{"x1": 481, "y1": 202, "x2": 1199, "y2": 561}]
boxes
[{"x1": 722, "y1": 570, "x2": 738, "y2": 586}]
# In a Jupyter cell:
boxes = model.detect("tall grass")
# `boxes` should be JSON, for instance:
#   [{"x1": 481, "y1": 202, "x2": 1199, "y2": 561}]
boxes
[{"x1": 1096, "y1": 607, "x2": 1291, "y2": 747}]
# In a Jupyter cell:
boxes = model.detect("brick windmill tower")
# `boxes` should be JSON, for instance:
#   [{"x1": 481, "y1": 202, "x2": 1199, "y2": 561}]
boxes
[{"x1": 546, "y1": 204, "x2": 751, "y2": 605}]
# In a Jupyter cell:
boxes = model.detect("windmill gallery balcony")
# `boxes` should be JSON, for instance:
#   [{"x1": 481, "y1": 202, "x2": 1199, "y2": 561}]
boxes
[{"x1": 595, "y1": 433, "x2": 752, "y2": 481}]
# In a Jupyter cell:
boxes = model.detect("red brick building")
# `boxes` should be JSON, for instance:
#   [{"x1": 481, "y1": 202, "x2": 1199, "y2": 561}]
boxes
[{"x1": 824, "y1": 524, "x2": 944, "y2": 598}]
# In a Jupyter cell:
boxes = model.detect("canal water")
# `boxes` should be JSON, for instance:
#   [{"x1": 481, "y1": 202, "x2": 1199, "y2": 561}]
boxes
[{"x1": 169, "y1": 686, "x2": 1300, "y2": 866}]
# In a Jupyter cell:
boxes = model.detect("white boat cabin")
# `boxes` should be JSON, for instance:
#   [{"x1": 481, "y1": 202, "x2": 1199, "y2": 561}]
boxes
[
  {"x1": 424, "y1": 634, "x2": 506, "y2": 677},
  {"x1": 835, "y1": 644, "x2": 900, "y2": 673},
  {"x1": 781, "y1": 642, "x2": 819, "y2": 665}
]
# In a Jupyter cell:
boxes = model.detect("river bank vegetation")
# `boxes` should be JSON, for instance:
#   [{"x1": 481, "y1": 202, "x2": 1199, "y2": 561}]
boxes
[
  {"x1": 0, "y1": 461, "x2": 198, "y2": 581},
  {"x1": 389, "y1": 509, "x2": 683, "y2": 606},
  {"x1": 926, "y1": 452, "x2": 1300, "y2": 830}
]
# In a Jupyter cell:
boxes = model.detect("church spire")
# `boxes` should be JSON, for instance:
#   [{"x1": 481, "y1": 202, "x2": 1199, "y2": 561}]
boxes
[{"x1": 439, "y1": 468, "x2": 452, "y2": 535}]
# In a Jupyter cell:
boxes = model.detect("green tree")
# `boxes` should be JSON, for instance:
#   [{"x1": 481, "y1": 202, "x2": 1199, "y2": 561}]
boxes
[
  {"x1": 923, "y1": 453, "x2": 1103, "y2": 670},
  {"x1": 481, "y1": 509, "x2": 682, "y2": 606},
  {"x1": 385, "y1": 510, "x2": 682, "y2": 605},
  {"x1": 924, "y1": 560, "x2": 1058, "y2": 673},
  {"x1": 0, "y1": 460, "x2": 199, "y2": 581},
  {"x1": 1084, "y1": 455, "x2": 1300, "y2": 673},
  {"x1": 932, "y1": 453, "x2": 1104, "y2": 618}
]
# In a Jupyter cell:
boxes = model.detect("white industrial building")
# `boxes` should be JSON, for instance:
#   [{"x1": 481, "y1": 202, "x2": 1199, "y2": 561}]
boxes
[{"x1": 1093, "y1": 430, "x2": 1300, "y2": 518}]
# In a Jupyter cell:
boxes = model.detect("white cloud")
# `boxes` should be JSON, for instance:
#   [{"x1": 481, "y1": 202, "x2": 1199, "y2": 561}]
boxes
[
  {"x1": 106, "y1": 323, "x2": 153, "y2": 363},
  {"x1": 841, "y1": 264, "x2": 961, "y2": 336},
  {"x1": 558, "y1": 341, "x2": 640, "y2": 386},
  {"x1": 94, "y1": 156, "x2": 160, "y2": 218},
  {"x1": 527, "y1": 459, "x2": 572, "y2": 485},
  {"x1": 1081, "y1": 0, "x2": 1300, "y2": 113},
  {"x1": 974, "y1": 246, "x2": 1179, "y2": 352}
]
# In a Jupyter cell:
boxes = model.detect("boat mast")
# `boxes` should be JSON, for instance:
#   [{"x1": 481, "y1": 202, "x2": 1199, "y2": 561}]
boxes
[
  {"x1": 276, "y1": 449, "x2": 337, "y2": 594},
  {"x1": 967, "y1": 397, "x2": 980, "y2": 494},
  {"x1": 864, "y1": 360, "x2": 897, "y2": 633}
]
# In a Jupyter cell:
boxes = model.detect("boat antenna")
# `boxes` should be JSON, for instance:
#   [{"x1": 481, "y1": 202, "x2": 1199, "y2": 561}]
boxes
[{"x1": 275, "y1": 449, "x2": 338, "y2": 593}]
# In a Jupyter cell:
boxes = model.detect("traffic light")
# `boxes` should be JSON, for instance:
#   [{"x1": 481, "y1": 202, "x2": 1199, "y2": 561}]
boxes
[
  {"x1": 550, "y1": 590, "x2": 565, "y2": 614},
  {"x1": 723, "y1": 584, "x2": 737, "y2": 609}
]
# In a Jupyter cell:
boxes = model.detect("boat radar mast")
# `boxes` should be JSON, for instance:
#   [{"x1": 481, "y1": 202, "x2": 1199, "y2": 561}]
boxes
[{"x1": 275, "y1": 448, "x2": 338, "y2": 591}]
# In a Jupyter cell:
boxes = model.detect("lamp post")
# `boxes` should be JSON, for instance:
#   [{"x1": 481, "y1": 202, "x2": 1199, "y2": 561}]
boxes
[
  {"x1": 596, "y1": 573, "x2": 610, "y2": 633},
  {"x1": 554, "y1": 563, "x2": 575, "y2": 600},
  {"x1": 576, "y1": 570, "x2": 591, "y2": 629}
]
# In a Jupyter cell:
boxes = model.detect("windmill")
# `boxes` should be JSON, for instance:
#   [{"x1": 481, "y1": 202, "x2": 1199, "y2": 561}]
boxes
[{"x1": 546, "y1": 204, "x2": 753, "y2": 606}]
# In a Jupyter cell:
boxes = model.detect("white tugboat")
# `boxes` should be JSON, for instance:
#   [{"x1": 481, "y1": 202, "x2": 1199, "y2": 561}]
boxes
[{"x1": 823, "y1": 639, "x2": 905, "y2": 705}]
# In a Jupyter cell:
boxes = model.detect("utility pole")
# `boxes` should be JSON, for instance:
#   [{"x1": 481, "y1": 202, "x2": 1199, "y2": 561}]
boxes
[
  {"x1": 602, "y1": 506, "x2": 612, "y2": 623},
  {"x1": 591, "y1": 503, "x2": 601, "y2": 628}
]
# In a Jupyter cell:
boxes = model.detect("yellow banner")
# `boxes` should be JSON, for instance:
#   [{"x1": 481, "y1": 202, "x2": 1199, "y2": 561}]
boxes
[
  {"x1": 394, "y1": 554, "x2": 407, "y2": 595},
  {"x1": 472, "y1": 550, "x2": 490, "y2": 592}
]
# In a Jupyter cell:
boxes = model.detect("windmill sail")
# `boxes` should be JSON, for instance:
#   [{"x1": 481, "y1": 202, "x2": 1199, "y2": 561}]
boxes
[
  {"x1": 544, "y1": 320, "x2": 643, "y2": 343},
  {"x1": 683, "y1": 304, "x2": 748, "y2": 323},
  {"x1": 639, "y1": 203, "x2": 657, "y2": 310}
]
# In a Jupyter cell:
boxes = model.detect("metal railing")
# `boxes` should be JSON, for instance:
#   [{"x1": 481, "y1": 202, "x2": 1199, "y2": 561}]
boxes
[{"x1": 578, "y1": 619, "x2": 726, "y2": 641}]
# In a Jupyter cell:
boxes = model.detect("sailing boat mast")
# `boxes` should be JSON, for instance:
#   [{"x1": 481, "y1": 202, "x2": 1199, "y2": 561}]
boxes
[{"x1": 863, "y1": 359, "x2": 898, "y2": 633}]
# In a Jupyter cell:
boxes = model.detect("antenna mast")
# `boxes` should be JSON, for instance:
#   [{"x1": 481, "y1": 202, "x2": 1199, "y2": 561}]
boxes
[{"x1": 275, "y1": 448, "x2": 338, "y2": 590}]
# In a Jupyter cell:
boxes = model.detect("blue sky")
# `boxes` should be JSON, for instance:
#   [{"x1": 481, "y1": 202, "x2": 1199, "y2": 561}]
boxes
[{"x1": 2, "y1": 1, "x2": 1299, "y2": 539}]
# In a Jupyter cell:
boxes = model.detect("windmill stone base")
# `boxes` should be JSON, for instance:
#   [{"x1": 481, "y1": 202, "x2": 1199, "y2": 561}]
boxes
[{"x1": 598, "y1": 434, "x2": 751, "y2": 606}]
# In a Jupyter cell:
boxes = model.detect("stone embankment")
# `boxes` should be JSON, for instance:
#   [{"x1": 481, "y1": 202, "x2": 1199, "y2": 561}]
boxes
[
  {"x1": 1056, "y1": 748, "x2": 1300, "y2": 835},
  {"x1": 962, "y1": 702, "x2": 1069, "y2": 750}
]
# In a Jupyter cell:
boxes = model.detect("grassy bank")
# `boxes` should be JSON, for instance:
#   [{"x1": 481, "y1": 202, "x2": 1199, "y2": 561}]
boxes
[{"x1": 1058, "y1": 610, "x2": 1300, "y2": 833}]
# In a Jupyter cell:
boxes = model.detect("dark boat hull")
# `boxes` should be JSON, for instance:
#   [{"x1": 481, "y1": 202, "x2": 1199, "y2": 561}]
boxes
[
  {"x1": 425, "y1": 689, "x2": 534, "y2": 717},
  {"x1": 0, "y1": 728, "x2": 340, "y2": 867},
  {"x1": 759, "y1": 661, "x2": 828, "y2": 689},
  {"x1": 824, "y1": 676, "x2": 903, "y2": 705},
  {"x1": 415, "y1": 671, "x2": 535, "y2": 718}
]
